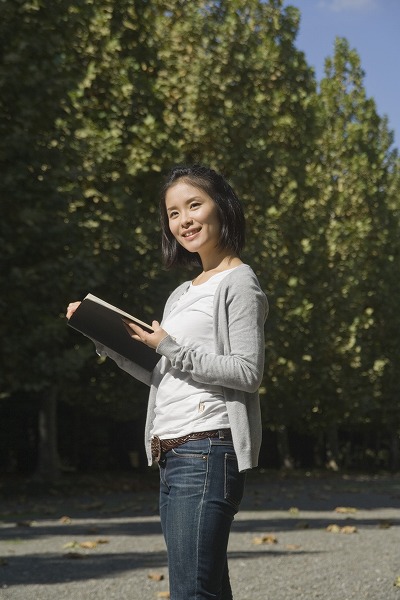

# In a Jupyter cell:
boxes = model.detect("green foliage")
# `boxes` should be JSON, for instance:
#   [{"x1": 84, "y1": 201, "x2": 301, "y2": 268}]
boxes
[
  {"x1": 304, "y1": 38, "x2": 400, "y2": 438},
  {"x1": 0, "y1": 1, "x2": 399, "y2": 474}
]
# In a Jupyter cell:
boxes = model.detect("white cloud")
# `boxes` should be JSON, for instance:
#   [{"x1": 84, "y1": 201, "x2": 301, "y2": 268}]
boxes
[{"x1": 318, "y1": 0, "x2": 377, "y2": 11}]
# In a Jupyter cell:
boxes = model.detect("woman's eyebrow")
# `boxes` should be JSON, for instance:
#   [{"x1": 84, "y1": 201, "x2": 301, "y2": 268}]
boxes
[{"x1": 166, "y1": 196, "x2": 201, "y2": 212}]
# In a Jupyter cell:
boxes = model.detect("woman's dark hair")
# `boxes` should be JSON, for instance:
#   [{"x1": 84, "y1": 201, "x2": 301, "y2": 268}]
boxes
[{"x1": 160, "y1": 164, "x2": 246, "y2": 269}]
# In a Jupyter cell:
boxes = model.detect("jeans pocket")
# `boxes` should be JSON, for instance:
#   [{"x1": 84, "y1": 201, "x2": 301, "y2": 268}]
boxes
[
  {"x1": 171, "y1": 439, "x2": 210, "y2": 459},
  {"x1": 224, "y1": 453, "x2": 245, "y2": 509}
]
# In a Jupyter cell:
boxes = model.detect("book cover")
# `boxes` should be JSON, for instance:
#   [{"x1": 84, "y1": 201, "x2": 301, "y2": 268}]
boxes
[{"x1": 68, "y1": 293, "x2": 160, "y2": 372}]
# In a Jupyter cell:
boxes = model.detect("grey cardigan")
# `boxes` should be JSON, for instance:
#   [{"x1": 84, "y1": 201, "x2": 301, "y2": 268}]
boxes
[{"x1": 98, "y1": 264, "x2": 268, "y2": 472}]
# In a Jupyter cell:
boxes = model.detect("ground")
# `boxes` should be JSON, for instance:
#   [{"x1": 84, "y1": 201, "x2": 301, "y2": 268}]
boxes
[{"x1": 0, "y1": 470, "x2": 399, "y2": 599}]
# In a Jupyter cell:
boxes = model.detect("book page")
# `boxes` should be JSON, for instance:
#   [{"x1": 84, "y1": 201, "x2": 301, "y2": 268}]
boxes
[{"x1": 84, "y1": 293, "x2": 154, "y2": 332}]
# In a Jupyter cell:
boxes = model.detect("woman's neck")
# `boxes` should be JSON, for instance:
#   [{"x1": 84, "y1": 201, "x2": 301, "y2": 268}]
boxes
[{"x1": 193, "y1": 253, "x2": 243, "y2": 285}]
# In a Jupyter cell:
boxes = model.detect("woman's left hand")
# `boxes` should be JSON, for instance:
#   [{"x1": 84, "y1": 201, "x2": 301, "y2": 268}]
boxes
[{"x1": 124, "y1": 320, "x2": 168, "y2": 350}]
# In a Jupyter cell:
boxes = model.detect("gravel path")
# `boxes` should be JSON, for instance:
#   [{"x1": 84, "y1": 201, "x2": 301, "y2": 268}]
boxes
[{"x1": 0, "y1": 471, "x2": 399, "y2": 600}]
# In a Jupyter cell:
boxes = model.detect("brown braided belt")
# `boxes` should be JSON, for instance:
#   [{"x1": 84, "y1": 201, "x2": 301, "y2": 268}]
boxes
[{"x1": 151, "y1": 429, "x2": 232, "y2": 462}]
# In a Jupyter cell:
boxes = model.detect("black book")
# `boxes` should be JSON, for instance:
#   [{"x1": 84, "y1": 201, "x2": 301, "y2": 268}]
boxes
[{"x1": 68, "y1": 293, "x2": 160, "y2": 373}]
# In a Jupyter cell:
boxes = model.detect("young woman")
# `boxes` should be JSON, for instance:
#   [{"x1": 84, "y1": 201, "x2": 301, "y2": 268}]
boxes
[{"x1": 67, "y1": 164, "x2": 268, "y2": 599}]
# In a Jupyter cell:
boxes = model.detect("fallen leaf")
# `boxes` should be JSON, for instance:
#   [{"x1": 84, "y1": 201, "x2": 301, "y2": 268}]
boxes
[
  {"x1": 157, "y1": 593, "x2": 170, "y2": 599},
  {"x1": 394, "y1": 576, "x2": 400, "y2": 588},
  {"x1": 340, "y1": 525, "x2": 357, "y2": 534},
  {"x1": 63, "y1": 542, "x2": 79, "y2": 549},
  {"x1": 289, "y1": 507, "x2": 299, "y2": 515},
  {"x1": 79, "y1": 541, "x2": 99, "y2": 549},
  {"x1": 63, "y1": 538, "x2": 109, "y2": 550},
  {"x1": 15, "y1": 520, "x2": 36, "y2": 527},
  {"x1": 334, "y1": 506, "x2": 358, "y2": 514},
  {"x1": 60, "y1": 516, "x2": 72, "y2": 524},
  {"x1": 326, "y1": 524, "x2": 341, "y2": 533},
  {"x1": 148, "y1": 572, "x2": 164, "y2": 581},
  {"x1": 79, "y1": 539, "x2": 109, "y2": 549},
  {"x1": 326, "y1": 524, "x2": 357, "y2": 534},
  {"x1": 378, "y1": 520, "x2": 392, "y2": 529},
  {"x1": 253, "y1": 534, "x2": 278, "y2": 545},
  {"x1": 285, "y1": 544, "x2": 301, "y2": 551}
]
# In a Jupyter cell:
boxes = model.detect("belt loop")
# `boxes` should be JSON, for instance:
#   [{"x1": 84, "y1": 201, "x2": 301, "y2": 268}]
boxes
[
  {"x1": 218, "y1": 429, "x2": 225, "y2": 440},
  {"x1": 151, "y1": 436, "x2": 162, "y2": 462}
]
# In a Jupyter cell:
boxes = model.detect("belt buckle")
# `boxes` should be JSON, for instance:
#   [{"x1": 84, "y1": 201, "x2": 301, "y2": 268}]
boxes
[{"x1": 151, "y1": 436, "x2": 162, "y2": 462}]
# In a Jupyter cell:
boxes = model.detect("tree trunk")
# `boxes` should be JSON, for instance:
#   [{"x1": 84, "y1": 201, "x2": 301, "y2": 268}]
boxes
[
  {"x1": 34, "y1": 389, "x2": 60, "y2": 482},
  {"x1": 390, "y1": 430, "x2": 399, "y2": 472},
  {"x1": 276, "y1": 425, "x2": 294, "y2": 470},
  {"x1": 314, "y1": 430, "x2": 325, "y2": 468},
  {"x1": 326, "y1": 424, "x2": 340, "y2": 471}
]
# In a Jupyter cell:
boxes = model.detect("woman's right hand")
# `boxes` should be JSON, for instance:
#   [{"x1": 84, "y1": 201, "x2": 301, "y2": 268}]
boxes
[{"x1": 66, "y1": 301, "x2": 81, "y2": 320}]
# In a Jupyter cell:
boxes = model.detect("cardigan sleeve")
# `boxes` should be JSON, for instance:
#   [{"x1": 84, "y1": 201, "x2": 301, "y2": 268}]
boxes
[{"x1": 156, "y1": 274, "x2": 267, "y2": 393}]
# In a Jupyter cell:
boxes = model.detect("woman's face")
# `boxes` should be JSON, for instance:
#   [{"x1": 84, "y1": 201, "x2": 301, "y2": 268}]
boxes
[{"x1": 165, "y1": 181, "x2": 221, "y2": 259}]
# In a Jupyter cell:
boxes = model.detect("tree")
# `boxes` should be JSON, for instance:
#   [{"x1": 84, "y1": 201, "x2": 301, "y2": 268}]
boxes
[
  {"x1": 150, "y1": 0, "x2": 318, "y2": 466},
  {"x1": 0, "y1": 0, "x2": 101, "y2": 479},
  {"x1": 301, "y1": 38, "x2": 400, "y2": 468},
  {"x1": 0, "y1": 0, "x2": 319, "y2": 474},
  {"x1": 2, "y1": 1, "x2": 398, "y2": 476}
]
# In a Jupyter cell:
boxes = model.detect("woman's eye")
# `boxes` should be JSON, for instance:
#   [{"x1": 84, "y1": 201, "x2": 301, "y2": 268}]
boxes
[
  {"x1": 190, "y1": 202, "x2": 200, "y2": 210},
  {"x1": 169, "y1": 211, "x2": 178, "y2": 219}
]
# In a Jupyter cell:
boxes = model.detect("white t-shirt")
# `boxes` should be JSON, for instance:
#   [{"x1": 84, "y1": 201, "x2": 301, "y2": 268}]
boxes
[{"x1": 151, "y1": 269, "x2": 237, "y2": 439}]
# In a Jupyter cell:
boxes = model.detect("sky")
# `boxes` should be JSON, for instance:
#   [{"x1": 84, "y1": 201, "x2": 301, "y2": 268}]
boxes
[{"x1": 283, "y1": 0, "x2": 400, "y2": 150}]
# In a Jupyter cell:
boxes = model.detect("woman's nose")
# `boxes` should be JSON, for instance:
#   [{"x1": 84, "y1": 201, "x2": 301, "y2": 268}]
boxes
[{"x1": 181, "y1": 213, "x2": 193, "y2": 227}]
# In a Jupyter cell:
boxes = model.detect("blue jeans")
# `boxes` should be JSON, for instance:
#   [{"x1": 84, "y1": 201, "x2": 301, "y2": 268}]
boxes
[{"x1": 158, "y1": 436, "x2": 246, "y2": 600}]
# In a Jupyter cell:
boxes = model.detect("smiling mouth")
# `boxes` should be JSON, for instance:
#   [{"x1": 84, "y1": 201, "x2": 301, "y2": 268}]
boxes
[{"x1": 182, "y1": 227, "x2": 201, "y2": 238}]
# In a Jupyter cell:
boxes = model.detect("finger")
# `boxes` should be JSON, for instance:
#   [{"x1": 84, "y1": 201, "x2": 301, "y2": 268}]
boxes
[
  {"x1": 66, "y1": 302, "x2": 80, "y2": 319},
  {"x1": 123, "y1": 321, "x2": 138, "y2": 336},
  {"x1": 126, "y1": 321, "x2": 145, "y2": 336},
  {"x1": 122, "y1": 320, "x2": 148, "y2": 344}
]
